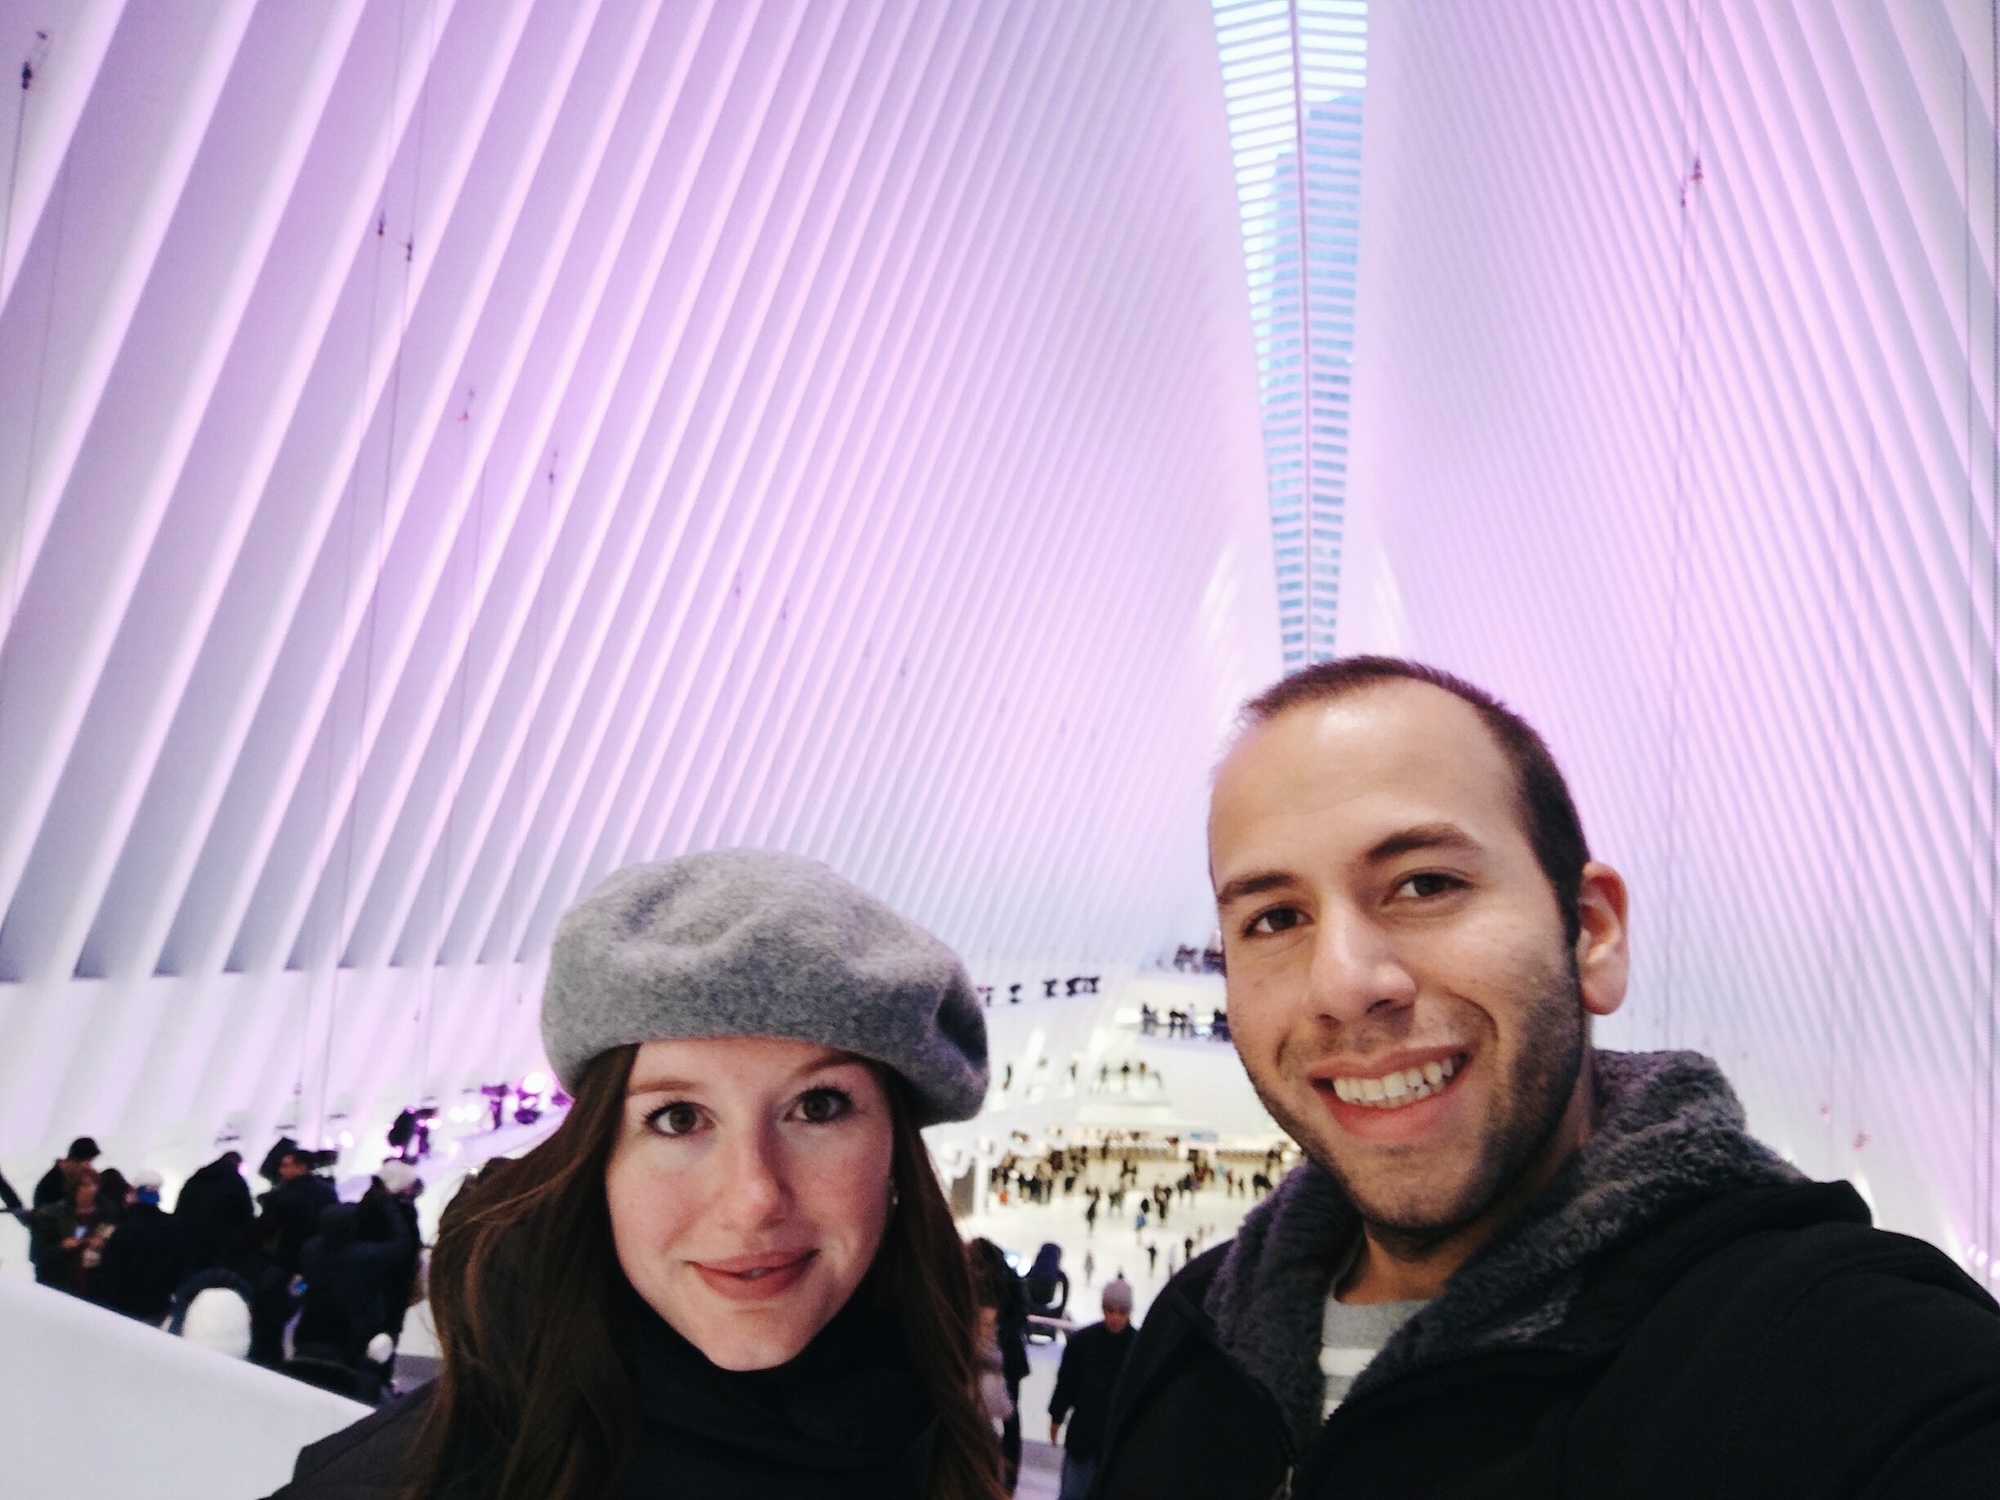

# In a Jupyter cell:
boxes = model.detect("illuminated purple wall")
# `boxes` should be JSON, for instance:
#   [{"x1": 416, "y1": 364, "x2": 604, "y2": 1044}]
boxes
[
  {"x1": 0, "y1": 0, "x2": 1277, "y2": 1176},
  {"x1": 1341, "y1": 0, "x2": 2000, "y2": 1272}
]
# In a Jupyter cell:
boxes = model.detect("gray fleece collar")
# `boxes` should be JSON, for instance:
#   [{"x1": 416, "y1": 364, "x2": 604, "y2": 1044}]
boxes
[{"x1": 1202, "y1": 1049, "x2": 1805, "y2": 1446}]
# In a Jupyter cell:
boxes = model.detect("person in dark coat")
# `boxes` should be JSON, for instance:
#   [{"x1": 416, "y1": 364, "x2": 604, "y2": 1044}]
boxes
[
  {"x1": 269, "y1": 851, "x2": 1007, "y2": 1500},
  {"x1": 1091, "y1": 658, "x2": 2000, "y2": 1498},
  {"x1": 258, "y1": 1148, "x2": 338, "y2": 1275},
  {"x1": 30, "y1": 1167, "x2": 105, "y2": 1296},
  {"x1": 176, "y1": 1150, "x2": 255, "y2": 1272},
  {"x1": 94, "y1": 1168, "x2": 131, "y2": 1231},
  {"x1": 1049, "y1": 1278, "x2": 1136, "y2": 1500},
  {"x1": 29, "y1": 1137, "x2": 99, "y2": 1283},
  {"x1": 32, "y1": 1136, "x2": 100, "y2": 1210},
  {"x1": 967, "y1": 1237, "x2": 1032, "y2": 1491},
  {"x1": 94, "y1": 1167, "x2": 187, "y2": 1322},
  {"x1": 1023, "y1": 1242, "x2": 1068, "y2": 1320},
  {"x1": 295, "y1": 1201, "x2": 417, "y2": 1371},
  {"x1": 247, "y1": 1146, "x2": 337, "y2": 1368},
  {"x1": 363, "y1": 1162, "x2": 423, "y2": 1344}
]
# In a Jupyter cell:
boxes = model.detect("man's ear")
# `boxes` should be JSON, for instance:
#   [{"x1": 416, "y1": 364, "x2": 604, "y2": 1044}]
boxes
[{"x1": 1575, "y1": 862, "x2": 1629, "y2": 1018}]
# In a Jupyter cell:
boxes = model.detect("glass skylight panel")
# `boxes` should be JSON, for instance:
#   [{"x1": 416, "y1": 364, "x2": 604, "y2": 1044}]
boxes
[{"x1": 1213, "y1": 0, "x2": 1367, "y2": 668}]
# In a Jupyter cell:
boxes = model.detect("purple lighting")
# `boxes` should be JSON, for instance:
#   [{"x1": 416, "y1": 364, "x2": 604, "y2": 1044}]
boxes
[
  {"x1": 1338, "y1": 0, "x2": 2000, "y2": 1266},
  {"x1": 0, "y1": 1, "x2": 1278, "y2": 1186}
]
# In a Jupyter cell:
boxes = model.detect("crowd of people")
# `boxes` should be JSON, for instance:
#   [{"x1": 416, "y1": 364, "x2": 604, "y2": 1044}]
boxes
[
  {"x1": 983, "y1": 1133, "x2": 1291, "y2": 1289},
  {"x1": 1137, "y1": 1002, "x2": 1228, "y2": 1041},
  {"x1": 3, "y1": 1133, "x2": 423, "y2": 1403}
]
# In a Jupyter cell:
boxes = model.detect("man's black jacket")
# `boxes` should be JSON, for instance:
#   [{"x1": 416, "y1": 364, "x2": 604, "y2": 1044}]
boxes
[
  {"x1": 1050, "y1": 1319, "x2": 1136, "y2": 1462},
  {"x1": 260, "y1": 1173, "x2": 339, "y2": 1274},
  {"x1": 1095, "y1": 1179, "x2": 2000, "y2": 1499}
]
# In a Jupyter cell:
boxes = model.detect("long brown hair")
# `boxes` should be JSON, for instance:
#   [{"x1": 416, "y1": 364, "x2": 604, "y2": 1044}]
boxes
[{"x1": 406, "y1": 1045, "x2": 1004, "y2": 1500}]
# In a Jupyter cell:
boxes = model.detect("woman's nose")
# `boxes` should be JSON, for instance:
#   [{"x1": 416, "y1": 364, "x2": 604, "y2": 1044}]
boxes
[{"x1": 711, "y1": 1124, "x2": 792, "y2": 1227}]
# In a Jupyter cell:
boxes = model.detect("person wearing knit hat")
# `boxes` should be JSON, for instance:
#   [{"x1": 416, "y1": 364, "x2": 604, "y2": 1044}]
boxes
[
  {"x1": 1050, "y1": 1276, "x2": 1141, "y2": 1500},
  {"x1": 275, "y1": 850, "x2": 1005, "y2": 1500}
]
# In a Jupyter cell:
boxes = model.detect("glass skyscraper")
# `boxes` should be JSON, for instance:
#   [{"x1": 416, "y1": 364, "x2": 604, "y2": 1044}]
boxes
[{"x1": 1212, "y1": 0, "x2": 1366, "y2": 668}]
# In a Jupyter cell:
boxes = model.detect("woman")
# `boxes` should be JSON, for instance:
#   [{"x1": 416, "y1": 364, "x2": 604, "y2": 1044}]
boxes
[
  {"x1": 967, "y1": 1238, "x2": 1031, "y2": 1492},
  {"x1": 274, "y1": 850, "x2": 1004, "y2": 1500},
  {"x1": 94, "y1": 1167, "x2": 131, "y2": 1228}
]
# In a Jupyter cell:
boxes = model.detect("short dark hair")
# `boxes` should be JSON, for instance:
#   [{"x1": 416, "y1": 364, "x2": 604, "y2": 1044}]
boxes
[
  {"x1": 1241, "y1": 656, "x2": 1591, "y2": 944},
  {"x1": 67, "y1": 1137, "x2": 100, "y2": 1162}
]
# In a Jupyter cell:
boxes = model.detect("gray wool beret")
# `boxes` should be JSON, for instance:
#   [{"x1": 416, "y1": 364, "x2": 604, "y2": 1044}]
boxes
[{"x1": 542, "y1": 850, "x2": 989, "y2": 1125}]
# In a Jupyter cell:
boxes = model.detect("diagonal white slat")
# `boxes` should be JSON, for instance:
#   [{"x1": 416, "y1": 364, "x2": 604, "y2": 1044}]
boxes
[
  {"x1": 0, "y1": 0, "x2": 1276, "y2": 1179},
  {"x1": 1338, "y1": 0, "x2": 2000, "y2": 1277}
]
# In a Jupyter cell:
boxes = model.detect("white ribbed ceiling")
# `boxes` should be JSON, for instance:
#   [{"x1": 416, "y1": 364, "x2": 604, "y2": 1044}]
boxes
[
  {"x1": 1341, "y1": 0, "x2": 1999, "y2": 1276},
  {"x1": 0, "y1": 0, "x2": 1276, "y2": 1169}
]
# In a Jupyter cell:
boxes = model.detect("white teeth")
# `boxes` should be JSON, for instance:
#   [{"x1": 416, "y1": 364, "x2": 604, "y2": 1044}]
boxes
[
  {"x1": 742, "y1": 1267, "x2": 769, "y2": 1279},
  {"x1": 1331, "y1": 1056, "x2": 1464, "y2": 1110}
]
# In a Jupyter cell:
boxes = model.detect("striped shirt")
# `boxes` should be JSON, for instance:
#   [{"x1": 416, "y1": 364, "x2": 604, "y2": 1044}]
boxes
[{"x1": 1321, "y1": 1291, "x2": 1428, "y2": 1417}]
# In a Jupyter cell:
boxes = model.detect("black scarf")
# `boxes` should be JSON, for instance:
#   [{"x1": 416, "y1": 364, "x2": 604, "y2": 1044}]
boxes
[{"x1": 611, "y1": 1274, "x2": 937, "y2": 1492}]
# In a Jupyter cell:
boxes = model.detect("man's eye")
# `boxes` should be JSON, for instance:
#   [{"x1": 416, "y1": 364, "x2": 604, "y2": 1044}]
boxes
[
  {"x1": 795, "y1": 1088, "x2": 852, "y2": 1125},
  {"x1": 647, "y1": 1102, "x2": 704, "y2": 1137},
  {"x1": 1395, "y1": 873, "x2": 1460, "y2": 900},
  {"x1": 1245, "y1": 907, "x2": 1304, "y2": 936}
]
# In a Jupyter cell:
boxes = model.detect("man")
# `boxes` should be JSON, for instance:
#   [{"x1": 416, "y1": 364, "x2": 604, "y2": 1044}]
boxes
[
  {"x1": 94, "y1": 1167, "x2": 187, "y2": 1323},
  {"x1": 31, "y1": 1136, "x2": 98, "y2": 1209},
  {"x1": 1049, "y1": 1277, "x2": 1137, "y2": 1499},
  {"x1": 175, "y1": 1149, "x2": 255, "y2": 1273},
  {"x1": 28, "y1": 1136, "x2": 99, "y2": 1285},
  {"x1": 1093, "y1": 657, "x2": 2000, "y2": 1497},
  {"x1": 245, "y1": 1142, "x2": 339, "y2": 1366},
  {"x1": 258, "y1": 1145, "x2": 338, "y2": 1276}
]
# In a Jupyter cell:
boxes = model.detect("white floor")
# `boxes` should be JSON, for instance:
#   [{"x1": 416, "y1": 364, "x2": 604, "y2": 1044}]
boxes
[{"x1": 1016, "y1": 1435, "x2": 1064, "y2": 1499}]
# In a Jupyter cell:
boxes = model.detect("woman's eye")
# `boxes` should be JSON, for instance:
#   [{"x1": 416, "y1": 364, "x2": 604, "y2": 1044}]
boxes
[
  {"x1": 795, "y1": 1087, "x2": 852, "y2": 1124},
  {"x1": 1245, "y1": 906, "x2": 1304, "y2": 937},
  {"x1": 648, "y1": 1102, "x2": 704, "y2": 1137}
]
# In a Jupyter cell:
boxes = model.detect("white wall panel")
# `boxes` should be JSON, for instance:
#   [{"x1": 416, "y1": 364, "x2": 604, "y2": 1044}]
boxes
[
  {"x1": 0, "y1": 0, "x2": 1276, "y2": 1177},
  {"x1": 1341, "y1": 0, "x2": 1999, "y2": 1274}
]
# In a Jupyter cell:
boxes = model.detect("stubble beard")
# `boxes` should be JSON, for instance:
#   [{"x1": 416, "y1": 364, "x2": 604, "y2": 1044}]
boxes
[{"x1": 1246, "y1": 950, "x2": 1589, "y2": 1258}]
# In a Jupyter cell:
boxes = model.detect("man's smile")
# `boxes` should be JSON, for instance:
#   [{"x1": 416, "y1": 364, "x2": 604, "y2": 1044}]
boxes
[{"x1": 1317, "y1": 1049, "x2": 1468, "y2": 1109}]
